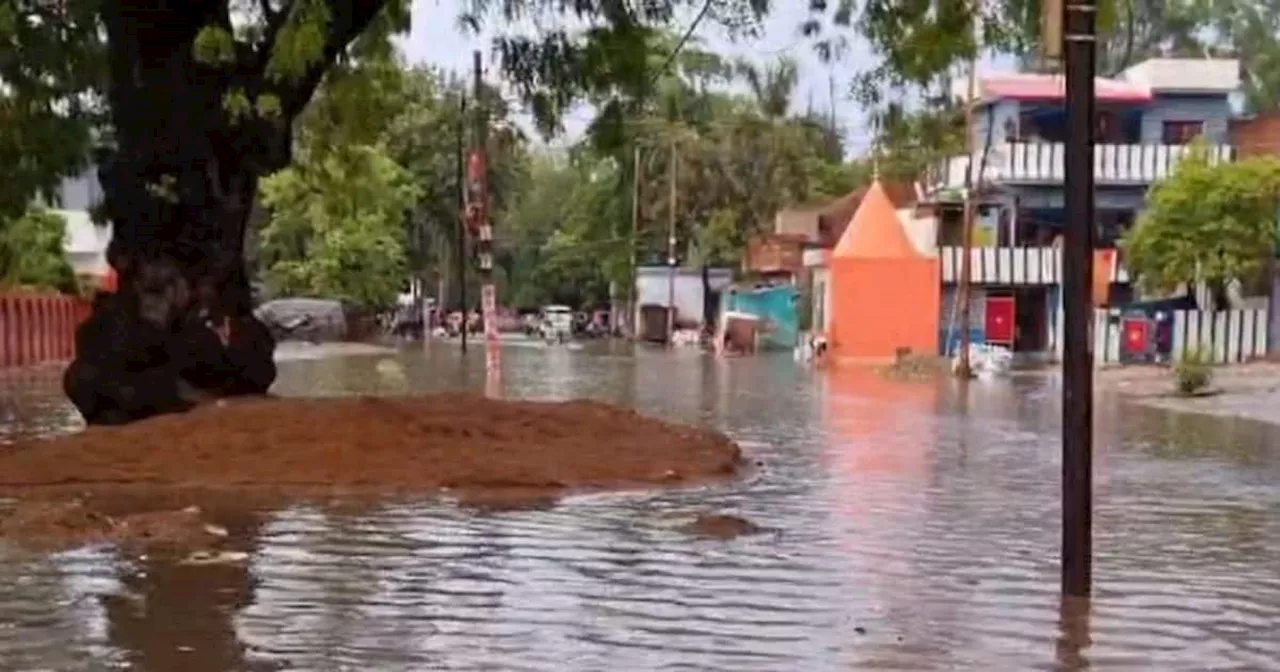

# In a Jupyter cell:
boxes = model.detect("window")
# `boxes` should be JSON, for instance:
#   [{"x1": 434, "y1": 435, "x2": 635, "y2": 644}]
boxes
[{"x1": 1162, "y1": 120, "x2": 1204, "y2": 145}]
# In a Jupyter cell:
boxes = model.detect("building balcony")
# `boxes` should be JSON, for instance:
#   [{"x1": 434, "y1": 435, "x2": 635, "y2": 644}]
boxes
[
  {"x1": 927, "y1": 142, "x2": 1235, "y2": 192},
  {"x1": 938, "y1": 246, "x2": 1130, "y2": 285}
]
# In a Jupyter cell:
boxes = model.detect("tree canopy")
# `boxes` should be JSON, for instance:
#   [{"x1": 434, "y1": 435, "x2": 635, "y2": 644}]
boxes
[{"x1": 1122, "y1": 149, "x2": 1280, "y2": 298}]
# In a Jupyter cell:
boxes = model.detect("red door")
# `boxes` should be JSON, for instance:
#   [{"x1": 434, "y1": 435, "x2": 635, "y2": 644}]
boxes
[
  {"x1": 1122, "y1": 317, "x2": 1150, "y2": 355},
  {"x1": 985, "y1": 296, "x2": 1015, "y2": 346}
]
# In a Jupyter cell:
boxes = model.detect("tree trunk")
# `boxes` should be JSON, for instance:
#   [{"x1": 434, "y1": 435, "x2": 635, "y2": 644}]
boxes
[
  {"x1": 1209, "y1": 279, "x2": 1231, "y2": 312},
  {"x1": 64, "y1": 2, "x2": 294, "y2": 425},
  {"x1": 701, "y1": 264, "x2": 714, "y2": 334}
]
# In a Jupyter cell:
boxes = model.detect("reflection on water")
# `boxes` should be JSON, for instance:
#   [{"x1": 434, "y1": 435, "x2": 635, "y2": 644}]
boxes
[{"x1": 1, "y1": 341, "x2": 1279, "y2": 670}]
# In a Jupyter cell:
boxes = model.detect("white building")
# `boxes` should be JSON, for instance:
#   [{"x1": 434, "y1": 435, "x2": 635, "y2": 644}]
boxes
[
  {"x1": 633, "y1": 266, "x2": 734, "y2": 336},
  {"x1": 47, "y1": 166, "x2": 111, "y2": 281}
]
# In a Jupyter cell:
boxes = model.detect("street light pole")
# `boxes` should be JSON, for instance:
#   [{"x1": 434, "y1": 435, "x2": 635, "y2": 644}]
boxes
[{"x1": 1061, "y1": 0, "x2": 1096, "y2": 598}]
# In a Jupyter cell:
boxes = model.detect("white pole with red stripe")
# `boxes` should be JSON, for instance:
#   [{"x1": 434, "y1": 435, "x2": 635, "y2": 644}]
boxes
[{"x1": 468, "y1": 51, "x2": 501, "y2": 397}]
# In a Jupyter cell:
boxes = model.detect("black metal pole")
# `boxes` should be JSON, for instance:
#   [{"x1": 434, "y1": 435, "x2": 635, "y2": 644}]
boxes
[
  {"x1": 1061, "y1": 0, "x2": 1096, "y2": 598},
  {"x1": 457, "y1": 91, "x2": 468, "y2": 353}
]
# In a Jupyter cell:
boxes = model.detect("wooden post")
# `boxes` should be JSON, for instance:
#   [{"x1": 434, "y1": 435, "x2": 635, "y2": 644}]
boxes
[
  {"x1": 456, "y1": 91, "x2": 468, "y2": 352},
  {"x1": 666, "y1": 139, "x2": 678, "y2": 345},
  {"x1": 629, "y1": 145, "x2": 641, "y2": 338},
  {"x1": 955, "y1": 44, "x2": 980, "y2": 377},
  {"x1": 1061, "y1": 0, "x2": 1096, "y2": 598}
]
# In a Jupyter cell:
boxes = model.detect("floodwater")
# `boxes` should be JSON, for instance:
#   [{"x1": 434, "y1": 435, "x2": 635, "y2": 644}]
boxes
[{"x1": 1, "y1": 341, "x2": 1279, "y2": 671}]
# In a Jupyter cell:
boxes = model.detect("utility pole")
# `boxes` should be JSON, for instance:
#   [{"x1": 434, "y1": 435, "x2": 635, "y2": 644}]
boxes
[
  {"x1": 456, "y1": 91, "x2": 468, "y2": 353},
  {"x1": 666, "y1": 139, "x2": 678, "y2": 345},
  {"x1": 1061, "y1": 0, "x2": 1096, "y2": 598},
  {"x1": 954, "y1": 36, "x2": 980, "y2": 378},
  {"x1": 467, "y1": 50, "x2": 500, "y2": 396},
  {"x1": 628, "y1": 145, "x2": 641, "y2": 339}
]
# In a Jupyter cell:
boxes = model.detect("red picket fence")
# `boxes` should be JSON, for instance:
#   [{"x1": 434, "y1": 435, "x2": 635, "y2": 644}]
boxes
[{"x1": 0, "y1": 293, "x2": 91, "y2": 368}]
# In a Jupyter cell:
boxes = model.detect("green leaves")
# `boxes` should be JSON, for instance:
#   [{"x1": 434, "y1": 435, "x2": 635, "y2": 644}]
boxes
[
  {"x1": 0, "y1": 207, "x2": 76, "y2": 293},
  {"x1": 193, "y1": 26, "x2": 237, "y2": 65},
  {"x1": 465, "y1": 0, "x2": 767, "y2": 138},
  {"x1": 265, "y1": 0, "x2": 334, "y2": 82},
  {"x1": 1123, "y1": 148, "x2": 1280, "y2": 296},
  {"x1": 0, "y1": 0, "x2": 104, "y2": 220},
  {"x1": 259, "y1": 144, "x2": 418, "y2": 308}
]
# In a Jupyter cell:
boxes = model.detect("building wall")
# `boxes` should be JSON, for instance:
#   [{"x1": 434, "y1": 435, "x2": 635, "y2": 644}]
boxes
[
  {"x1": 899, "y1": 208, "x2": 939, "y2": 256},
  {"x1": 978, "y1": 94, "x2": 1232, "y2": 150},
  {"x1": 830, "y1": 258, "x2": 940, "y2": 361},
  {"x1": 55, "y1": 166, "x2": 104, "y2": 212},
  {"x1": 1010, "y1": 185, "x2": 1148, "y2": 211},
  {"x1": 774, "y1": 209, "x2": 819, "y2": 241},
  {"x1": 939, "y1": 284, "x2": 987, "y2": 354},
  {"x1": 634, "y1": 267, "x2": 733, "y2": 327},
  {"x1": 1139, "y1": 94, "x2": 1232, "y2": 145},
  {"x1": 812, "y1": 267, "x2": 832, "y2": 334},
  {"x1": 1231, "y1": 113, "x2": 1280, "y2": 158},
  {"x1": 972, "y1": 100, "x2": 1021, "y2": 152}
]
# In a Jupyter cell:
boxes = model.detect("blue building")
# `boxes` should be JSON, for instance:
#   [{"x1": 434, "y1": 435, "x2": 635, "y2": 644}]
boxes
[{"x1": 922, "y1": 57, "x2": 1242, "y2": 355}]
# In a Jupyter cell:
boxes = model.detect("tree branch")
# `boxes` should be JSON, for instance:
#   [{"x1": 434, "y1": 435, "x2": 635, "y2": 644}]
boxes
[
  {"x1": 255, "y1": 0, "x2": 297, "y2": 73},
  {"x1": 278, "y1": 0, "x2": 387, "y2": 118}
]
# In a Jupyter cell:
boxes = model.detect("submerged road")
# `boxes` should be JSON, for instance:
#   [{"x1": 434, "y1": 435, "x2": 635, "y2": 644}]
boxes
[{"x1": 1, "y1": 340, "x2": 1278, "y2": 670}]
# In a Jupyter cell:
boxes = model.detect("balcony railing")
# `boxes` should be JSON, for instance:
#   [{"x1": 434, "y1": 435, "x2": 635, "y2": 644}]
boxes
[
  {"x1": 928, "y1": 142, "x2": 1235, "y2": 191},
  {"x1": 938, "y1": 246, "x2": 1130, "y2": 285}
]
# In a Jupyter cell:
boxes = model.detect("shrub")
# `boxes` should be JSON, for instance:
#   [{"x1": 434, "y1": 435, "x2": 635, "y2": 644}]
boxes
[{"x1": 1173, "y1": 348, "x2": 1213, "y2": 396}]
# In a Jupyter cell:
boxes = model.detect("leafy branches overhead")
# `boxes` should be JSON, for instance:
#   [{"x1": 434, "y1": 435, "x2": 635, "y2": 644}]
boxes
[
  {"x1": 0, "y1": 0, "x2": 105, "y2": 220},
  {"x1": 1122, "y1": 148, "x2": 1280, "y2": 298},
  {"x1": 801, "y1": 0, "x2": 1139, "y2": 111},
  {"x1": 461, "y1": 0, "x2": 770, "y2": 137}
]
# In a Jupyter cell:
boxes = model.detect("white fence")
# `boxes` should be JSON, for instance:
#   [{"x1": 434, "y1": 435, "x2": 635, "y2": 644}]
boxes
[
  {"x1": 939, "y1": 246, "x2": 1130, "y2": 285},
  {"x1": 1052, "y1": 307, "x2": 1269, "y2": 365},
  {"x1": 929, "y1": 142, "x2": 1235, "y2": 190}
]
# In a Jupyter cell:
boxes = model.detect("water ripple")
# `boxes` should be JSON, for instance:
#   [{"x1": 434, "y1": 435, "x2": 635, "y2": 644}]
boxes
[{"x1": 0, "y1": 347, "x2": 1278, "y2": 670}]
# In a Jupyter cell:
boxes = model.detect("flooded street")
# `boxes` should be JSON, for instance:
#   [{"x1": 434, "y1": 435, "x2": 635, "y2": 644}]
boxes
[{"x1": 1, "y1": 341, "x2": 1279, "y2": 671}]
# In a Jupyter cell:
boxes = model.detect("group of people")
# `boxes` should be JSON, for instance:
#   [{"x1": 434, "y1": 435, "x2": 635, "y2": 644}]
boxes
[{"x1": 385, "y1": 304, "x2": 482, "y2": 339}]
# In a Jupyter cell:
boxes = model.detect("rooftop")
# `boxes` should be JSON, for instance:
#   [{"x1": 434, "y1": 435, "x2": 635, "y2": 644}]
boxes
[{"x1": 952, "y1": 57, "x2": 1241, "y2": 104}]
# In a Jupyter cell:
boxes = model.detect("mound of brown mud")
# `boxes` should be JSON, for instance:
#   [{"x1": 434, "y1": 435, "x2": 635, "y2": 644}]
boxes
[
  {"x1": 0, "y1": 500, "x2": 227, "y2": 552},
  {"x1": 0, "y1": 395, "x2": 741, "y2": 494}
]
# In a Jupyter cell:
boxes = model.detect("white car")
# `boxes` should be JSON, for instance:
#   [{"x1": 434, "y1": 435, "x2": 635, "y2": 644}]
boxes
[{"x1": 539, "y1": 305, "x2": 574, "y2": 343}]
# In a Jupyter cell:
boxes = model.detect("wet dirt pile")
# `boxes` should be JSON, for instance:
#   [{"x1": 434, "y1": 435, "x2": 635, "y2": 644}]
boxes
[
  {"x1": 0, "y1": 500, "x2": 227, "y2": 553},
  {"x1": 0, "y1": 395, "x2": 742, "y2": 493}
]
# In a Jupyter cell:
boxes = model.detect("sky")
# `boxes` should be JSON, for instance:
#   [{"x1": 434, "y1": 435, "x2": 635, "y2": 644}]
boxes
[{"x1": 397, "y1": 0, "x2": 879, "y2": 156}]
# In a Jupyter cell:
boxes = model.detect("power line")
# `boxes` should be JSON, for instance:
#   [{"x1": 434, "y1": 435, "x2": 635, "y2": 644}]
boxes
[{"x1": 652, "y1": 0, "x2": 717, "y2": 83}]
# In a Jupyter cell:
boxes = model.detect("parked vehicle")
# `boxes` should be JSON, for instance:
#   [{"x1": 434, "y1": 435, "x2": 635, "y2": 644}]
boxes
[{"x1": 539, "y1": 305, "x2": 574, "y2": 344}]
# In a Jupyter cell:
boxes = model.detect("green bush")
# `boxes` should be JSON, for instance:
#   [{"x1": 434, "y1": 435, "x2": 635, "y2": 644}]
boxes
[
  {"x1": 0, "y1": 207, "x2": 76, "y2": 293},
  {"x1": 1173, "y1": 348, "x2": 1213, "y2": 396}
]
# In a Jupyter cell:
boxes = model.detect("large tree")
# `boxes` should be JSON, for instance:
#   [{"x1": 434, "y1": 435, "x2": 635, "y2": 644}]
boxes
[
  {"x1": 49, "y1": 0, "x2": 413, "y2": 424},
  {"x1": 2, "y1": 0, "x2": 765, "y2": 424}
]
